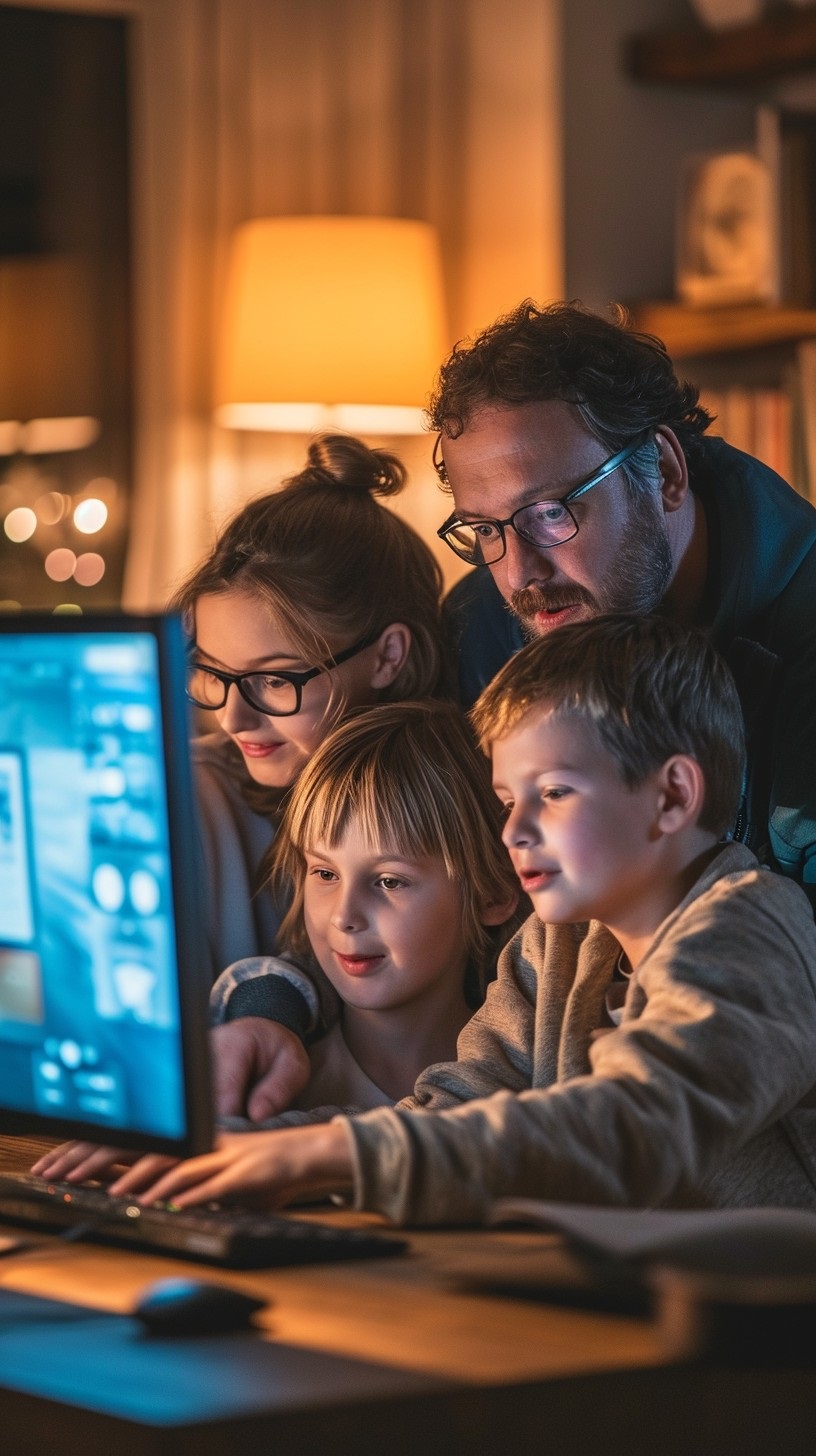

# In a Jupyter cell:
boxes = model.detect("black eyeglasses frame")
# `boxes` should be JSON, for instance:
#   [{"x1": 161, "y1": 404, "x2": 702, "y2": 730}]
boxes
[{"x1": 186, "y1": 628, "x2": 382, "y2": 717}]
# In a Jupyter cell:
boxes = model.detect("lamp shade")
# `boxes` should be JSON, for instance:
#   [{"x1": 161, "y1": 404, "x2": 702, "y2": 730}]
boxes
[{"x1": 214, "y1": 216, "x2": 448, "y2": 434}]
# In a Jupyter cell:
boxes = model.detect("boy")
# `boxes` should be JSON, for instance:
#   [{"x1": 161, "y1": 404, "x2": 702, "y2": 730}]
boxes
[{"x1": 89, "y1": 614, "x2": 816, "y2": 1221}]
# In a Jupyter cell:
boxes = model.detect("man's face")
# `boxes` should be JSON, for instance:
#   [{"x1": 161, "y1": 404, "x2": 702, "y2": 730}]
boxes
[{"x1": 441, "y1": 400, "x2": 674, "y2": 637}]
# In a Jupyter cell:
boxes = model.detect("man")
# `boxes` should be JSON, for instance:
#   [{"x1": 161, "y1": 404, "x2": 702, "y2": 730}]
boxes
[
  {"x1": 433, "y1": 300, "x2": 816, "y2": 892},
  {"x1": 215, "y1": 298, "x2": 816, "y2": 1118}
]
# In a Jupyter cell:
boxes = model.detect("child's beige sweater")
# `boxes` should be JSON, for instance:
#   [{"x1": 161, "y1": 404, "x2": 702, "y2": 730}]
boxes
[{"x1": 345, "y1": 844, "x2": 816, "y2": 1224}]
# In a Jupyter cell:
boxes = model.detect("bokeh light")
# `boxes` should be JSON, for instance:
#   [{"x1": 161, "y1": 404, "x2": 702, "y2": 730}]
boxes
[
  {"x1": 4, "y1": 507, "x2": 37, "y2": 542},
  {"x1": 36, "y1": 491, "x2": 70, "y2": 526},
  {"x1": 74, "y1": 498, "x2": 108, "y2": 534},
  {"x1": 73, "y1": 552, "x2": 105, "y2": 587},
  {"x1": 53, "y1": 603, "x2": 82, "y2": 615},
  {"x1": 45, "y1": 548, "x2": 77, "y2": 582}
]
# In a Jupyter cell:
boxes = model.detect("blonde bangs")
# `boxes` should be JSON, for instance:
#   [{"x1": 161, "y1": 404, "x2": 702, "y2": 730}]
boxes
[{"x1": 286, "y1": 731, "x2": 460, "y2": 881}]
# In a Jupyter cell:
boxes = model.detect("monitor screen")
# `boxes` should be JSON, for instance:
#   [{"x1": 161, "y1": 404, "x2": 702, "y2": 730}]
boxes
[{"x1": 0, "y1": 613, "x2": 212, "y2": 1156}]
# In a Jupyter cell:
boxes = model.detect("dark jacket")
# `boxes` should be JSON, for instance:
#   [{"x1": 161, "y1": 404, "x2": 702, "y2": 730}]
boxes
[{"x1": 443, "y1": 436, "x2": 816, "y2": 900}]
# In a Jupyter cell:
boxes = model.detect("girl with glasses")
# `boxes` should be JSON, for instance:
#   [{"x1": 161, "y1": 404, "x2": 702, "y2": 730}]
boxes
[{"x1": 168, "y1": 434, "x2": 447, "y2": 991}]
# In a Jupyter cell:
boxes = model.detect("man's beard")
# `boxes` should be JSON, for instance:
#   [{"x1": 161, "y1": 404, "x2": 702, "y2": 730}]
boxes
[{"x1": 510, "y1": 492, "x2": 674, "y2": 638}]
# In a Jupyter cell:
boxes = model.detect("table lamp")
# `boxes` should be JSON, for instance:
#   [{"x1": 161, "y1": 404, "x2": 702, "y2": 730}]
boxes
[{"x1": 214, "y1": 216, "x2": 448, "y2": 435}]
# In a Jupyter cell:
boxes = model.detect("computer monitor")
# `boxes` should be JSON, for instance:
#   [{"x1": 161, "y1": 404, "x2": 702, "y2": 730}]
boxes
[{"x1": 0, "y1": 613, "x2": 213, "y2": 1157}]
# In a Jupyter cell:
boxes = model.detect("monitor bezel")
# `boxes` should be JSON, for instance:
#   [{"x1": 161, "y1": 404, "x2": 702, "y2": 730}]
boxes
[{"x1": 0, "y1": 611, "x2": 213, "y2": 1158}]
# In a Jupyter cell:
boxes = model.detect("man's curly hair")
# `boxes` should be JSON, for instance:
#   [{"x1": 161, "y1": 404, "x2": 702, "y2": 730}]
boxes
[{"x1": 427, "y1": 299, "x2": 712, "y2": 469}]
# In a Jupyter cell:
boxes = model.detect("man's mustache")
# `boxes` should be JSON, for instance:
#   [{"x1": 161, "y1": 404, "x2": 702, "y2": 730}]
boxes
[{"x1": 511, "y1": 584, "x2": 597, "y2": 620}]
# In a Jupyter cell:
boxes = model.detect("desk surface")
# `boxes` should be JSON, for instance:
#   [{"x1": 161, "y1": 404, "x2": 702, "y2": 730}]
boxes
[
  {"x1": 0, "y1": 1135, "x2": 661, "y2": 1377},
  {"x1": 0, "y1": 1135, "x2": 813, "y2": 1456}
]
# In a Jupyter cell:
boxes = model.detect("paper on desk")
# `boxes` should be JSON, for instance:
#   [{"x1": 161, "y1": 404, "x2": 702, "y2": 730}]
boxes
[{"x1": 488, "y1": 1200, "x2": 816, "y2": 1277}]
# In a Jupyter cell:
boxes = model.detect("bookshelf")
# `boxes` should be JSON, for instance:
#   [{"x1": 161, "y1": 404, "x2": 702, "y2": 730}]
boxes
[
  {"x1": 627, "y1": 7, "x2": 816, "y2": 88},
  {"x1": 628, "y1": 302, "x2": 816, "y2": 359},
  {"x1": 626, "y1": 302, "x2": 816, "y2": 500}
]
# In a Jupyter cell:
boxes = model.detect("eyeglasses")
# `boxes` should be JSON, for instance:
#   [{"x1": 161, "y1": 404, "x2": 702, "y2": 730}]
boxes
[
  {"x1": 435, "y1": 434, "x2": 647, "y2": 567},
  {"x1": 186, "y1": 630, "x2": 381, "y2": 717}
]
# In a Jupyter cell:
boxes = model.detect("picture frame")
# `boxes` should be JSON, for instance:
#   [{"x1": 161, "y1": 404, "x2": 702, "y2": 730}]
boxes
[{"x1": 675, "y1": 148, "x2": 779, "y2": 307}]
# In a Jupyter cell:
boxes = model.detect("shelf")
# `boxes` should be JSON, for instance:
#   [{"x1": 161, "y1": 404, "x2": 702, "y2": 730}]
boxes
[
  {"x1": 628, "y1": 7, "x2": 816, "y2": 87},
  {"x1": 627, "y1": 301, "x2": 816, "y2": 358}
]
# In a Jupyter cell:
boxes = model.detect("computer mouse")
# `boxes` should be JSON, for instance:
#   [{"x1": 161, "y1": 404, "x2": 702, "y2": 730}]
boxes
[{"x1": 132, "y1": 1277, "x2": 268, "y2": 1336}]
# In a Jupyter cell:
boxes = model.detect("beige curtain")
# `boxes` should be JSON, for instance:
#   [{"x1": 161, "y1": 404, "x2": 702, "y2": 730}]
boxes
[{"x1": 12, "y1": 0, "x2": 563, "y2": 607}]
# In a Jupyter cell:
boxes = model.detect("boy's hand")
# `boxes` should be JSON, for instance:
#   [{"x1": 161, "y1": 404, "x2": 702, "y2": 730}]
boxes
[
  {"x1": 108, "y1": 1123, "x2": 355, "y2": 1210},
  {"x1": 210, "y1": 1018, "x2": 311, "y2": 1121}
]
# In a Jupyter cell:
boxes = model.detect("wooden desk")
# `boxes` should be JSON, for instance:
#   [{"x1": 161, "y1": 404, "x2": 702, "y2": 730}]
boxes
[{"x1": 0, "y1": 1136, "x2": 813, "y2": 1456}]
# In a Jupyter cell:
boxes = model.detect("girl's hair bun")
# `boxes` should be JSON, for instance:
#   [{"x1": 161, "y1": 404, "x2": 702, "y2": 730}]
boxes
[{"x1": 300, "y1": 433, "x2": 406, "y2": 499}]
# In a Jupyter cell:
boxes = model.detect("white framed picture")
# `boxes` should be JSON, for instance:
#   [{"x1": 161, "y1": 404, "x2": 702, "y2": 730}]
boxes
[{"x1": 676, "y1": 150, "x2": 779, "y2": 307}]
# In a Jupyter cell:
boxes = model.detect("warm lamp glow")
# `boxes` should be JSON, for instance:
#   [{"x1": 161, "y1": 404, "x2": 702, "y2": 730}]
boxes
[{"x1": 215, "y1": 216, "x2": 448, "y2": 434}]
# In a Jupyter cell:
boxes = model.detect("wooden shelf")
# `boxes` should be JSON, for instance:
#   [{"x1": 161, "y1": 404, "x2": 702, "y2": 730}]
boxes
[
  {"x1": 627, "y1": 301, "x2": 816, "y2": 358},
  {"x1": 628, "y1": 7, "x2": 816, "y2": 87}
]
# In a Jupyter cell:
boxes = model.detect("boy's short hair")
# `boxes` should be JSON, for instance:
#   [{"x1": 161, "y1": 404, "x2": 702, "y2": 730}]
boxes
[
  {"x1": 266, "y1": 700, "x2": 519, "y2": 999},
  {"x1": 470, "y1": 613, "x2": 745, "y2": 837}
]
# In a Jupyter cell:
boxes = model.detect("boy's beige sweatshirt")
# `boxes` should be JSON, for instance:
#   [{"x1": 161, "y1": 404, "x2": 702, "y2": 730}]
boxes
[{"x1": 344, "y1": 844, "x2": 816, "y2": 1224}]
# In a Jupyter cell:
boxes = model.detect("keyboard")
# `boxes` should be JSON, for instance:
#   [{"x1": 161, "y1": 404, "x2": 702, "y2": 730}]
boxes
[{"x1": 0, "y1": 1173, "x2": 409, "y2": 1268}]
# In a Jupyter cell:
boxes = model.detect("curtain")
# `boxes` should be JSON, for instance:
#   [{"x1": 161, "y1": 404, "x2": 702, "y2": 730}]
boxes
[{"x1": 17, "y1": 0, "x2": 563, "y2": 607}]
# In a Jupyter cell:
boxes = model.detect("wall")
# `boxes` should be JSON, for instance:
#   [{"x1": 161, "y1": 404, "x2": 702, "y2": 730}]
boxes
[{"x1": 562, "y1": 0, "x2": 757, "y2": 309}]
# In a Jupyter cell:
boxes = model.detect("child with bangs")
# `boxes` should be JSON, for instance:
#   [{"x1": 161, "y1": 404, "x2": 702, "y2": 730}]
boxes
[{"x1": 212, "y1": 698, "x2": 520, "y2": 1117}]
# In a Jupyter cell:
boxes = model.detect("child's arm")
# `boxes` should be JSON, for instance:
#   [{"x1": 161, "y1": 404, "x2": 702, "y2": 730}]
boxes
[
  {"x1": 210, "y1": 954, "x2": 323, "y2": 1030},
  {"x1": 348, "y1": 869, "x2": 816, "y2": 1225}
]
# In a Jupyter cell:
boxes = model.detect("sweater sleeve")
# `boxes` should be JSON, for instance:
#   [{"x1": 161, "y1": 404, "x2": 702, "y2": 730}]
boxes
[
  {"x1": 210, "y1": 953, "x2": 341, "y2": 1042},
  {"x1": 210, "y1": 955, "x2": 321, "y2": 1039},
  {"x1": 344, "y1": 868, "x2": 816, "y2": 1225}
]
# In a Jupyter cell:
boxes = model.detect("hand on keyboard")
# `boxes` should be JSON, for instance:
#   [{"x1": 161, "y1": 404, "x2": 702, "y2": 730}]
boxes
[
  {"x1": 32, "y1": 1142, "x2": 145, "y2": 1185},
  {"x1": 107, "y1": 1124, "x2": 356, "y2": 1212}
]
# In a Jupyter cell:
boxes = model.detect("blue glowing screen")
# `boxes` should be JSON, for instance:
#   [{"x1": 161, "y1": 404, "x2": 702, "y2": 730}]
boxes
[{"x1": 0, "y1": 631, "x2": 186, "y2": 1140}]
